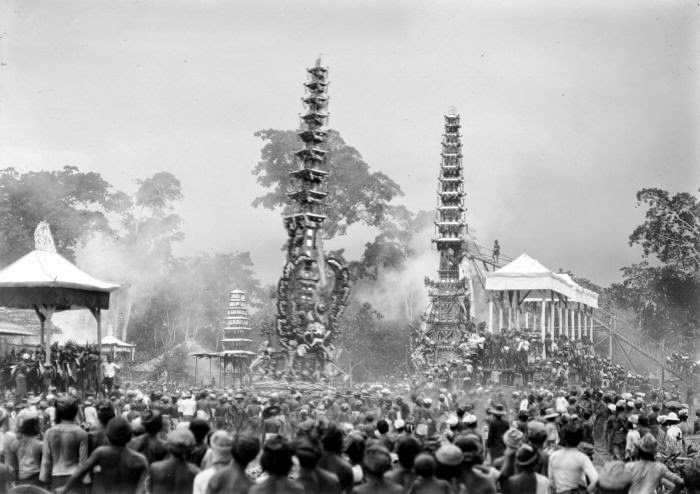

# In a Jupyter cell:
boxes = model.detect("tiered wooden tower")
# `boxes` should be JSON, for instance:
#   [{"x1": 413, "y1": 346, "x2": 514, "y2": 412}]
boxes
[
  {"x1": 221, "y1": 289, "x2": 252, "y2": 352},
  {"x1": 219, "y1": 289, "x2": 254, "y2": 385},
  {"x1": 270, "y1": 58, "x2": 350, "y2": 380},
  {"x1": 422, "y1": 110, "x2": 471, "y2": 364}
]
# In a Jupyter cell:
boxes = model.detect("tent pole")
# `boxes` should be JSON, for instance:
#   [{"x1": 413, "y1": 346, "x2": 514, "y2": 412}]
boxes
[
  {"x1": 540, "y1": 299, "x2": 546, "y2": 357},
  {"x1": 194, "y1": 357, "x2": 198, "y2": 386},
  {"x1": 577, "y1": 306, "x2": 582, "y2": 340},
  {"x1": 96, "y1": 309, "x2": 102, "y2": 391},
  {"x1": 43, "y1": 306, "x2": 56, "y2": 365},
  {"x1": 488, "y1": 297, "x2": 493, "y2": 333}
]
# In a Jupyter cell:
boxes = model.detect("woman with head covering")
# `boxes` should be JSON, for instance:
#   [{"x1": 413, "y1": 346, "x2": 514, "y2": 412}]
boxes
[
  {"x1": 192, "y1": 430, "x2": 233, "y2": 494},
  {"x1": 206, "y1": 434, "x2": 260, "y2": 494}
]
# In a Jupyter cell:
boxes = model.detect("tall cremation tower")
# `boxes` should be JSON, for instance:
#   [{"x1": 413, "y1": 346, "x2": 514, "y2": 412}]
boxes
[
  {"x1": 273, "y1": 58, "x2": 350, "y2": 379},
  {"x1": 421, "y1": 110, "x2": 471, "y2": 364}
]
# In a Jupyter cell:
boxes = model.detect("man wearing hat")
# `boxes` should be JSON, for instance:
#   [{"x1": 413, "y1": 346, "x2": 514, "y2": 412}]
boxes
[
  {"x1": 624, "y1": 433, "x2": 685, "y2": 494},
  {"x1": 664, "y1": 412, "x2": 684, "y2": 455},
  {"x1": 486, "y1": 404, "x2": 509, "y2": 462},
  {"x1": 503, "y1": 444, "x2": 550, "y2": 494}
]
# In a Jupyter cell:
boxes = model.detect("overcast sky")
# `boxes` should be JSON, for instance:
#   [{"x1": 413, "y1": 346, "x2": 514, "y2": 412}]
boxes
[{"x1": 1, "y1": 0, "x2": 698, "y2": 287}]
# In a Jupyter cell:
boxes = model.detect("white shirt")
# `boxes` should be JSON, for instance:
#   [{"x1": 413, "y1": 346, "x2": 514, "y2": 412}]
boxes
[
  {"x1": 180, "y1": 398, "x2": 197, "y2": 416},
  {"x1": 549, "y1": 447, "x2": 598, "y2": 493},
  {"x1": 102, "y1": 362, "x2": 120, "y2": 378}
]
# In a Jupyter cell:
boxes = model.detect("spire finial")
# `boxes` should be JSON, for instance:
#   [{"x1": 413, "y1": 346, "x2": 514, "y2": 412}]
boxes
[
  {"x1": 447, "y1": 105, "x2": 458, "y2": 116},
  {"x1": 34, "y1": 221, "x2": 57, "y2": 253}
]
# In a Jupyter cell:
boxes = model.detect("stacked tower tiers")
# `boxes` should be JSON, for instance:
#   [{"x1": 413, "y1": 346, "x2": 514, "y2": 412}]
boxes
[
  {"x1": 423, "y1": 112, "x2": 470, "y2": 362},
  {"x1": 221, "y1": 289, "x2": 252, "y2": 353}
]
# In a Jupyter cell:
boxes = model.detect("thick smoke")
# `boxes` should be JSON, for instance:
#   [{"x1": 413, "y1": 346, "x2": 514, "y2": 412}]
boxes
[
  {"x1": 54, "y1": 232, "x2": 163, "y2": 344},
  {"x1": 351, "y1": 222, "x2": 437, "y2": 323}
]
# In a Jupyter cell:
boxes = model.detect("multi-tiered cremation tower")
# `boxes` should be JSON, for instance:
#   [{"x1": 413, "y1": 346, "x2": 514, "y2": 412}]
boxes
[
  {"x1": 219, "y1": 289, "x2": 255, "y2": 386},
  {"x1": 415, "y1": 110, "x2": 471, "y2": 367},
  {"x1": 269, "y1": 58, "x2": 350, "y2": 381}
]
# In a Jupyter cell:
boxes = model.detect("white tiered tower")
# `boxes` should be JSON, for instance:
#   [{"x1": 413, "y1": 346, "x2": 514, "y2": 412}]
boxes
[{"x1": 221, "y1": 289, "x2": 253, "y2": 353}]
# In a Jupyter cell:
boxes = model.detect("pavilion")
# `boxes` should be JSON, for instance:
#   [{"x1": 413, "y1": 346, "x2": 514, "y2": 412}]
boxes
[
  {"x1": 0, "y1": 223, "x2": 120, "y2": 379},
  {"x1": 484, "y1": 253, "x2": 598, "y2": 344}
]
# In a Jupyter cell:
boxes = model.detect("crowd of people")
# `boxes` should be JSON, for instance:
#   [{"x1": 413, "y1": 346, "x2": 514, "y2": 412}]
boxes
[
  {"x1": 418, "y1": 330, "x2": 650, "y2": 395},
  {"x1": 0, "y1": 374, "x2": 698, "y2": 494}
]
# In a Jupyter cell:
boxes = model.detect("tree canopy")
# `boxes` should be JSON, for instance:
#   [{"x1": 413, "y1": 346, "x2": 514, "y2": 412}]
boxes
[
  {"x1": 0, "y1": 166, "x2": 128, "y2": 265},
  {"x1": 252, "y1": 129, "x2": 404, "y2": 238}
]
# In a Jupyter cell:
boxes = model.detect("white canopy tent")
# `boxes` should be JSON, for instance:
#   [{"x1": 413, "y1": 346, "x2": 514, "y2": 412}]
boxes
[
  {"x1": 485, "y1": 253, "x2": 598, "y2": 350},
  {"x1": 101, "y1": 335, "x2": 135, "y2": 361}
]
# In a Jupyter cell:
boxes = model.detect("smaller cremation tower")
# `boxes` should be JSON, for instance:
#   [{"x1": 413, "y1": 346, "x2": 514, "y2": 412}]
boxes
[{"x1": 221, "y1": 289, "x2": 252, "y2": 352}]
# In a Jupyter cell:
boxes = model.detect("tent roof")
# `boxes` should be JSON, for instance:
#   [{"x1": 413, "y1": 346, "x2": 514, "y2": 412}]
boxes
[
  {"x1": 485, "y1": 253, "x2": 598, "y2": 307},
  {"x1": 0, "y1": 250, "x2": 119, "y2": 292},
  {"x1": 493, "y1": 253, "x2": 551, "y2": 275},
  {"x1": 101, "y1": 335, "x2": 135, "y2": 347},
  {"x1": 0, "y1": 250, "x2": 119, "y2": 311}
]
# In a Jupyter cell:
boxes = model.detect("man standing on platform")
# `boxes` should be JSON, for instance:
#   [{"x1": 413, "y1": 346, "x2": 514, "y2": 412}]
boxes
[{"x1": 101, "y1": 356, "x2": 120, "y2": 395}]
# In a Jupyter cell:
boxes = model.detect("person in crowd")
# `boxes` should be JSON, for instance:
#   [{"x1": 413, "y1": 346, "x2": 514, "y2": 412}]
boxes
[
  {"x1": 186, "y1": 418, "x2": 210, "y2": 467},
  {"x1": 385, "y1": 435, "x2": 421, "y2": 492},
  {"x1": 5, "y1": 410, "x2": 43, "y2": 486},
  {"x1": 249, "y1": 435, "x2": 304, "y2": 494},
  {"x1": 625, "y1": 434, "x2": 684, "y2": 494},
  {"x1": 192, "y1": 430, "x2": 233, "y2": 494},
  {"x1": 39, "y1": 396, "x2": 88, "y2": 492},
  {"x1": 149, "y1": 428, "x2": 200, "y2": 494},
  {"x1": 597, "y1": 461, "x2": 633, "y2": 494},
  {"x1": 679, "y1": 409, "x2": 694, "y2": 437},
  {"x1": 206, "y1": 434, "x2": 260, "y2": 494},
  {"x1": 664, "y1": 412, "x2": 684, "y2": 455},
  {"x1": 128, "y1": 409, "x2": 168, "y2": 464},
  {"x1": 625, "y1": 415, "x2": 640, "y2": 461},
  {"x1": 318, "y1": 423, "x2": 354, "y2": 494},
  {"x1": 353, "y1": 440, "x2": 402, "y2": 494},
  {"x1": 408, "y1": 452, "x2": 453, "y2": 494},
  {"x1": 345, "y1": 432, "x2": 366, "y2": 487},
  {"x1": 454, "y1": 435, "x2": 497, "y2": 494},
  {"x1": 502, "y1": 444, "x2": 550, "y2": 494},
  {"x1": 294, "y1": 436, "x2": 342, "y2": 494},
  {"x1": 548, "y1": 423, "x2": 598, "y2": 494},
  {"x1": 88, "y1": 401, "x2": 116, "y2": 455},
  {"x1": 485, "y1": 404, "x2": 509, "y2": 461},
  {"x1": 55, "y1": 417, "x2": 148, "y2": 494},
  {"x1": 435, "y1": 443, "x2": 464, "y2": 492},
  {"x1": 101, "y1": 355, "x2": 120, "y2": 395}
]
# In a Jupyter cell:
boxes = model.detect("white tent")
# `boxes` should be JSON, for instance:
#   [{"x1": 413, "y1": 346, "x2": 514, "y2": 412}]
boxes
[
  {"x1": 485, "y1": 253, "x2": 574, "y2": 298},
  {"x1": 484, "y1": 253, "x2": 598, "y2": 348},
  {"x1": 101, "y1": 335, "x2": 135, "y2": 360}
]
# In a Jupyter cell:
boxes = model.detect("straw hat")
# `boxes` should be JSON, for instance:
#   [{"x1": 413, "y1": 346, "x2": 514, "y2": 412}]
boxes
[
  {"x1": 666, "y1": 412, "x2": 680, "y2": 424},
  {"x1": 543, "y1": 408, "x2": 559, "y2": 419}
]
